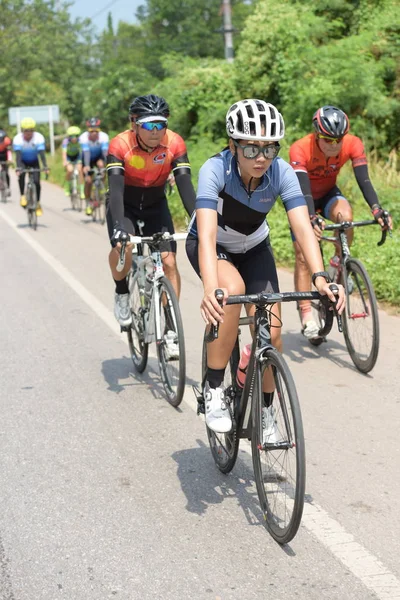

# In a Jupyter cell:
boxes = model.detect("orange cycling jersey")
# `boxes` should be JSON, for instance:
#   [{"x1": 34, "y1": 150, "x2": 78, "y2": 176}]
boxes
[
  {"x1": 289, "y1": 133, "x2": 367, "y2": 200},
  {"x1": 107, "y1": 129, "x2": 189, "y2": 189},
  {"x1": 0, "y1": 136, "x2": 12, "y2": 155}
]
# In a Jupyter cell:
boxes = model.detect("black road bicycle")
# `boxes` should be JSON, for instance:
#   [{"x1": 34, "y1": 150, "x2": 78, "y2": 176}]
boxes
[
  {"x1": 196, "y1": 287, "x2": 341, "y2": 544},
  {"x1": 304, "y1": 219, "x2": 389, "y2": 373},
  {"x1": 90, "y1": 167, "x2": 106, "y2": 224},
  {"x1": 0, "y1": 161, "x2": 10, "y2": 203},
  {"x1": 117, "y1": 226, "x2": 187, "y2": 407},
  {"x1": 20, "y1": 167, "x2": 48, "y2": 230}
]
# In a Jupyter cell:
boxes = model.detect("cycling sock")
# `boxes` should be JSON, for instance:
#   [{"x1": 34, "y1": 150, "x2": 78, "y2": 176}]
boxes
[
  {"x1": 300, "y1": 305, "x2": 312, "y2": 325},
  {"x1": 207, "y1": 367, "x2": 225, "y2": 388},
  {"x1": 115, "y1": 278, "x2": 129, "y2": 294},
  {"x1": 263, "y1": 392, "x2": 274, "y2": 408}
]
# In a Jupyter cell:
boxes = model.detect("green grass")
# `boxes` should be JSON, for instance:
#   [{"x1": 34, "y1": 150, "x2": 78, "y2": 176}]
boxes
[{"x1": 47, "y1": 141, "x2": 400, "y2": 305}]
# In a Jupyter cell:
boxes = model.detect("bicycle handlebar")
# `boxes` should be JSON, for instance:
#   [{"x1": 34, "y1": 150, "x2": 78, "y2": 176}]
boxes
[
  {"x1": 205, "y1": 286, "x2": 342, "y2": 343},
  {"x1": 321, "y1": 218, "x2": 390, "y2": 247},
  {"x1": 116, "y1": 231, "x2": 188, "y2": 272}
]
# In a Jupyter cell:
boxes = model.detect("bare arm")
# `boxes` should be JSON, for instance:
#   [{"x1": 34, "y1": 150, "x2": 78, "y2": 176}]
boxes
[
  {"x1": 288, "y1": 205, "x2": 345, "y2": 310},
  {"x1": 197, "y1": 208, "x2": 226, "y2": 324}
]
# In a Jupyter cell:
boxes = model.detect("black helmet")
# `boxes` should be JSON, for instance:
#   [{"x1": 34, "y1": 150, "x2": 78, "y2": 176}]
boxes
[
  {"x1": 0, "y1": 129, "x2": 7, "y2": 142},
  {"x1": 129, "y1": 94, "x2": 170, "y2": 120},
  {"x1": 312, "y1": 105, "x2": 349, "y2": 138},
  {"x1": 86, "y1": 117, "x2": 101, "y2": 129}
]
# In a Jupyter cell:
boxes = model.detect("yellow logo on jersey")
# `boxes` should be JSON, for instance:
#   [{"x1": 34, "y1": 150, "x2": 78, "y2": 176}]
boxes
[{"x1": 129, "y1": 155, "x2": 145, "y2": 169}]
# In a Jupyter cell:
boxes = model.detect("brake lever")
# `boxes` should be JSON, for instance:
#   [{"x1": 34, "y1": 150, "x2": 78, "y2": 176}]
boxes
[
  {"x1": 116, "y1": 238, "x2": 128, "y2": 272},
  {"x1": 329, "y1": 283, "x2": 343, "y2": 333},
  {"x1": 204, "y1": 289, "x2": 224, "y2": 343}
]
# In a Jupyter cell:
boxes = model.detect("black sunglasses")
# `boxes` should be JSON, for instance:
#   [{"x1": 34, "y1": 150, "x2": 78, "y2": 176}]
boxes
[{"x1": 233, "y1": 140, "x2": 280, "y2": 160}]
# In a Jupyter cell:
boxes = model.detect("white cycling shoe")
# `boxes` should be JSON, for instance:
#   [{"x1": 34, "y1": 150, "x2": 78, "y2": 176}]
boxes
[
  {"x1": 163, "y1": 330, "x2": 179, "y2": 360},
  {"x1": 302, "y1": 320, "x2": 320, "y2": 340},
  {"x1": 114, "y1": 293, "x2": 132, "y2": 327},
  {"x1": 262, "y1": 406, "x2": 278, "y2": 445},
  {"x1": 204, "y1": 382, "x2": 232, "y2": 433}
]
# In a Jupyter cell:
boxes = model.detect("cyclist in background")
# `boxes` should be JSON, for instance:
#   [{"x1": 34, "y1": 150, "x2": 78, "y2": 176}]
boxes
[
  {"x1": 0, "y1": 129, "x2": 13, "y2": 196},
  {"x1": 186, "y1": 99, "x2": 345, "y2": 433},
  {"x1": 289, "y1": 105, "x2": 392, "y2": 339},
  {"x1": 13, "y1": 118, "x2": 49, "y2": 216},
  {"x1": 62, "y1": 126, "x2": 84, "y2": 199},
  {"x1": 106, "y1": 94, "x2": 196, "y2": 335},
  {"x1": 80, "y1": 117, "x2": 109, "y2": 216}
]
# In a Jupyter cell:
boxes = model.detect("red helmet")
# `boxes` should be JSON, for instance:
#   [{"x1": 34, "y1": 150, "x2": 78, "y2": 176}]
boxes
[
  {"x1": 312, "y1": 106, "x2": 349, "y2": 138},
  {"x1": 86, "y1": 117, "x2": 101, "y2": 129}
]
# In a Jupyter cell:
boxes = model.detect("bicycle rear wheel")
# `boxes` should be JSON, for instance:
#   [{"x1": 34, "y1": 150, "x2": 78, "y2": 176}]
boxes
[
  {"x1": 0, "y1": 172, "x2": 7, "y2": 202},
  {"x1": 98, "y1": 184, "x2": 106, "y2": 225},
  {"x1": 127, "y1": 270, "x2": 149, "y2": 373},
  {"x1": 202, "y1": 336, "x2": 240, "y2": 474},
  {"x1": 252, "y1": 348, "x2": 305, "y2": 544},
  {"x1": 341, "y1": 258, "x2": 379, "y2": 373},
  {"x1": 156, "y1": 276, "x2": 186, "y2": 407}
]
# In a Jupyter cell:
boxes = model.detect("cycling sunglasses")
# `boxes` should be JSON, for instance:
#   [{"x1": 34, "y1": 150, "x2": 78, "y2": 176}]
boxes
[
  {"x1": 233, "y1": 140, "x2": 280, "y2": 159},
  {"x1": 317, "y1": 134, "x2": 343, "y2": 144},
  {"x1": 139, "y1": 121, "x2": 168, "y2": 131},
  {"x1": 88, "y1": 127, "x2": 100, "y2": 133}
]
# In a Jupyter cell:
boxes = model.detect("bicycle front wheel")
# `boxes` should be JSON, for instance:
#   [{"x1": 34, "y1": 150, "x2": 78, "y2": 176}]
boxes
[
  {"x1": 98, "y1": 185, "x2": 106, "y2": 225},
  {"x1": 202, "y1": 336, "x2": 240, "y2": 474},
  {"x1": 127, "y1": 271, "x2": 149, "y2": 373},
  {"x1": 156, "y1": 276, "x2": 186, "y2": 407},
  {"x1": 252, "y1": 348, "x2": 305, "y2": 544},
  {"x1": 0, "y1": 173, "x2": 7, "y2": 203},
  {"x1": 341, "y1": 258, "x2": 379, "y2": 373}
]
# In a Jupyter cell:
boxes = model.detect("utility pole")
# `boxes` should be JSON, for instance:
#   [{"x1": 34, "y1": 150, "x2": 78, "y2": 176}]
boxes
[{"x1": 222, "y1": 0, "x2": 234, "y2": 63}]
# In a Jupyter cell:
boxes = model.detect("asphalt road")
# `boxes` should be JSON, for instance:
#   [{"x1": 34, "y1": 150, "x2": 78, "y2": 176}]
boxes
[{"x1": 0, "y1": 178, "x2": 399, "y2": 600}]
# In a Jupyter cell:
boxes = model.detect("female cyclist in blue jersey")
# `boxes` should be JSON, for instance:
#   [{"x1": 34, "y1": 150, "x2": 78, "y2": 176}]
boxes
[{"x1": 186, "y1": 99, "x2": 345, "y2": 434}]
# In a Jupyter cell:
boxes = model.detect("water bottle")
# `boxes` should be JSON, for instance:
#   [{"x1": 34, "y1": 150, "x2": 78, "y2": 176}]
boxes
[
  {"x1": 327, "y1": 255, "x2": 340, "y2": 283},
  {"x1": 236, "y1": 344, "x2": 252, "y2": 388}
]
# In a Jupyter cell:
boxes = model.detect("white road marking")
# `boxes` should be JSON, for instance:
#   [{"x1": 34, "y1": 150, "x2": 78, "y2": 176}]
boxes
[{"x1": 2, "y1": 207, "x2": 400, "y2": 599}]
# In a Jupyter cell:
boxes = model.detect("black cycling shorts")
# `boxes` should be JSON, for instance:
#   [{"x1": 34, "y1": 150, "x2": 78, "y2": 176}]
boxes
[
  {"x1": 185, "y1": 234, "x2": 279, "y2": 294},
  {"x1": 106, "y1": 196, "x2": 176, "y2": 253}
]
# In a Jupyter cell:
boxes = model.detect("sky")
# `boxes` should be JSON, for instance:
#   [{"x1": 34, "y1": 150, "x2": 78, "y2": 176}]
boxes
[{"x1": 68, "y1": 0, "x2": 142, "y2": 32}]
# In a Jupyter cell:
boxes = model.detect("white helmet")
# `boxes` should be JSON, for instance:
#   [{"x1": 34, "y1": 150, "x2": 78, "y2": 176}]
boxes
[{"x1": 226, "y1": 99, "x2": 285, "y2": 141}]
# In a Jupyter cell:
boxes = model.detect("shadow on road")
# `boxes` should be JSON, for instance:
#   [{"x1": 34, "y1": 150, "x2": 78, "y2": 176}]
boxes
[
  {"x1": 16, "y1": 222, "x2": 48, "y2": 229},
  {"x1": 282, "y1": 329, "x2": 372, "y2": 376},
  {"x1": 101, "y1": 355, "x2": 199, "y2": 399},
  {"x1": 171, "y1": 439, "x2": 303, "y2": 553}
]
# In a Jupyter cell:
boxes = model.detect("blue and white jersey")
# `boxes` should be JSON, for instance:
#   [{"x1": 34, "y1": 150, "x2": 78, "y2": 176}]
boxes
[
  {"x1": 13, "y1": 132, "x2": 45, "y2": 164},
  {"x1": 79, "y1": 131, "x2": 109, "y2": 159},
  {"x1": 189, "y1": 149, "x2": 306, "y2": 253}
]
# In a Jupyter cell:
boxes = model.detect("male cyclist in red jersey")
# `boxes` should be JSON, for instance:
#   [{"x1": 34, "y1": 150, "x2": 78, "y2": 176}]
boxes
[
  {"x1": 106, "y1": 94, "x2": 196, "y2": 341},
  {"x1": 0, "y1": 129, "x2": 13, "y2": 197},
  {"x1": 289, "y1": 105, "x2": 392, "y2": 339}
]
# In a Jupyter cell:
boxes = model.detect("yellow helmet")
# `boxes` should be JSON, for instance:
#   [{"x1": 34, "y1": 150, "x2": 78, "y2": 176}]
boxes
[
  {"x1": 21, "y1": 117, "x2": 36, "y2": 130},
  {"x1": 67, "y1": 125, "x2": 81, "y2": 137}
]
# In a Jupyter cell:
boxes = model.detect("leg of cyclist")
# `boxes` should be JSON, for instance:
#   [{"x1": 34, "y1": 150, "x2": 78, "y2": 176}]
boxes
[
  {"x1": 18, "y1": 168, "x2": 27, "y2": 207},
  {"x1": 64, "y1": 162, "x2": 73, "y2": 195},
  {"x1": 83, "y1": 164, "x2": 93, "y2": 215},
  {"x1": 106, "y1": 207, "x2": 135, "y2": 327},
  {"x1": 32, "y1": 165, "x2": 42, "y2": 216}
]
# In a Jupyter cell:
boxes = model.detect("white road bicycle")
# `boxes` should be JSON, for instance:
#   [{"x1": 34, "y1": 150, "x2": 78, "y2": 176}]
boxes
[{"x1": 117, "y1": 226, "x2": 187, "y2": 407}]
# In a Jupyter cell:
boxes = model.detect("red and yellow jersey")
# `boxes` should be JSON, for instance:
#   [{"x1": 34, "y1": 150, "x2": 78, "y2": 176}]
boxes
[
  {"x1": 0, "y1": 136, "x2": 12, "y2": 154},
  {"x1": 107, "y1": 129, "x2": 189, "y2": 188},
  {"x1": 289, "y1": 133, "x2": 367, "y2": 200}
]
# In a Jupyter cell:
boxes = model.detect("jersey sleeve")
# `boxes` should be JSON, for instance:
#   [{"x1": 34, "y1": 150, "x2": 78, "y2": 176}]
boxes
[
  {"x1": 349, "y1": 136, "x2": 367, "y2": 168},
  {"x1": 289, "y1": 141, "x2": 308, "y2": 173},
  {"x1": 278, "y1": 162, "x2": 307, "y2": 212},
  {"x1": 100, "y1": 133, "x2": 109, "y2": 153},
  {"x1": 106, "y1": 136, "x2": 125, "y2": 175},
  {"x1": 62, "y1": 138, "x2": 68, "y2": 150},
  {"x1": 196, "y1": 156, "x2": 225, "y2": 211},
  {"x1": 12, "y1": 134, "x2": 22, "y2": 152},
  {"x1": 36, "y1": 133, "x2": 46, "y2": 152},
  {"x1": 170, "y1": 134, "x2": 191, "y2": 175}
]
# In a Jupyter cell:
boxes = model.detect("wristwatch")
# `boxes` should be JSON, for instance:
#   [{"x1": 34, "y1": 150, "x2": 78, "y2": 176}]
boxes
[{"x1": 312, "y1": 271, "x2": 332, "y2": 285}]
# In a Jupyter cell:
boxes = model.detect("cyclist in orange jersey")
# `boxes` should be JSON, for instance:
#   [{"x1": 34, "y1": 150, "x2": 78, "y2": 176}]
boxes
[
  {"x1": 289, "y1": 105, "x2": 392, "y2": 339},
  {"x1": 106, "y1": 94, "x2": 196, "y2": 330}
]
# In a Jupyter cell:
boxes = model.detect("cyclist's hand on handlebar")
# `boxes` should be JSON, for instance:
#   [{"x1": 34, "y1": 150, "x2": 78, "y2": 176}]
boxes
[
  {"x1": 314, "y1": 279, "x2": 345, "y2": 314},
  {"x1": 310, "y1": 214, "x2": 325, "y2": 240},
  {"x1": 200, "y1": 287, "x2": 228, "y2": 326},
  {"x1": 111, "y1": 227, "x2": 132, "y2": 250},
  {"x1": 372, "y1": 205, "x2": 393, "y2": 231}
]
